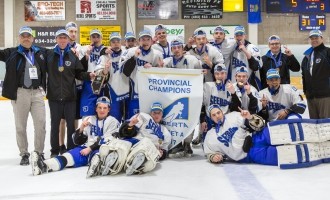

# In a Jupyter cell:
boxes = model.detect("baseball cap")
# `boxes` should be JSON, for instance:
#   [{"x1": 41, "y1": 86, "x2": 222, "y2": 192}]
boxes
[
  {"x1": 266, "y1": 69, "x2": 280, "y2": 79},
  {"x1": 109, "y1": 32, "x2": 121, "y2": 41},
  {"x1": 150, "y1": 102, "x2": 163, "y2": 112},
  {"x1": 207, "y1": 104, "x2": 222, "y2": 116},
  {"x1": 193, "y1": 28, "x2": 206, "y2": 37},
  {"x1": 235, "y1": 66, "x2": 248, "y2": 74},
  {"x1": 96, "y1": 96, "x2": 111, "y2": 106},
  {"x1": 234, "y1": 26, "x2": 245, "y2": 35},
  {"x1": 213, "y1": 26, "x2": 226, "y2": 33},
  {"x1": 65, "y1": 22, "x2": 77, "y2": 30},
  {"x1": 19, "y1": 26, "x2": 33, "y2": 36},
  {"x1": 155, "y1": 24, "x2": 167, "y2": 33},
  {"x1": 138, "y1": 30, "x2": 152, "y2": 39},
  {"x1": 125, "y1": 32, "x2": 136, "y2": 40},
  {"x1": 214, "y1": 65, "x2": 227, "y2": 73},
  {"x1": 90, "y1": 29, "x2": 102, "y2": 36},
  {"x1": 170, "y1": 38, "x2": 183, "y2": 47},
  {"x1": 268, "y1": 35, "x2": 280, "y2": 42},
  {"x1": 55, "y1": 29, "x2": 69, "y2": 38},
  {"x1": 309, "y1": 30, "x2": 322, "y2": 38}
]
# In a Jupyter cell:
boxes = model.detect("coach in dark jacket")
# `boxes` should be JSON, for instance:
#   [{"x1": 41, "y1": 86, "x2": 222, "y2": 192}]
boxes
[
  {"x1": 47, "y1": 29, "x2": 93, "y2": 157},
  {"x1": 0, "y1": 26, "x2": 47, "y2": 165},
  {"x1": 260, "y1": 35, "x2": 300, "y2": 89},
  {"x1": 301, "y1": 30, "x2": 330, "y2": 119}
]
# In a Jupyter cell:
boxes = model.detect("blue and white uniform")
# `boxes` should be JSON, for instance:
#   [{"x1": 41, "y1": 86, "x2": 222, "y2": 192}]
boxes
[{"x1": 163, "y1": 54, "x2": 202, "y2": 69}]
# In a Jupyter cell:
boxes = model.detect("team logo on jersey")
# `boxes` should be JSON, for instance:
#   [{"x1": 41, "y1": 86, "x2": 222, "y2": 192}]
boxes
[
  {"x1": 253, "y1": 47, "x2": 259, "y2": 52},
  {"x1": 217, "y1": 127, "x2": 238, "y2": 147},
  {"x1": 82, "y1": 106, "x2": 88, "y2": 112},
  {"x1": 162, "y1": 97, "x2": 189, "y2": 123},
  {"x1": 65, "y1": 61, "x2": 71, "y2": 66},
  {"x1": 232, "y1": 57, "x2": 246, "y2": 68},
  {"x1": 267, "y1": 102, "x2": 285, "y2": 112},
  {"x1": 112, "y1": 62, "x2": 120, "y2": 73},
  {"x1": 316, "y1": 58, "x2": 321, "y2": 64},
  {"x1": 39, "y1": 54, "x2": 44, "y2": 60}
]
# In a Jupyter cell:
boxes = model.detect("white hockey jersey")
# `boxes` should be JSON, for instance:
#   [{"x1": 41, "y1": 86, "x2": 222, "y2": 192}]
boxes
[
  {"x1": 82, "y1": 115, "x2": 120, "y2": 147},
  {"x1": 229, "y1": 42, "x2": 262, "y2": 87},
  {"x1": 163, "y1": 54, "x2": 202, "y2": 69},
  {"x1": 152, "y1": 42, "x2": 171, "y2": 59},
  {"x1": 121, "y1": 46, "x2": 163, "y2": 99},
  {"x1": 130, "y1": 112, "x2": 171, "y2": 151},
  {"x1": 187, "y1": 44, "x2": 225, "y2": 82},
  {"x1": 81, "y1": 45, "x2": 106, "y2": 72},
  {"x1": 233, "y1": 82, "x2": 261, "y2": 112},
  {"x1": 210, "y1": 38, "x2": 236, "y2": 69},
  {"x1": 259, "y1": 84, "x2": 306, "y2": 122},
  {"x1": 203, "y1": 82, "x2": 232, "y2": 114},
  {"x1": 204, "y1": 112, "x2": 249, "y2": 161},
  {"x1": 94, "y1": 50, "x2": 130, "y2": 102}
]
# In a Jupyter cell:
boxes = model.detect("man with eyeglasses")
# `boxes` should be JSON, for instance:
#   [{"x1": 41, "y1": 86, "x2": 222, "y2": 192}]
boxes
[
  {"x1": 229, "y1": 26, "x2": 262, "y2": 91},
  {"x1": 152, "y1": 24, "x2": 171, "y2": 59},
  {"x1": 260, "y1": 35, "x2": 300, "y2": 89},
  {"x1": 258, "y1": 69, "x2": 306, "y2": 123},
  {"x1": 187, "y1": 28, "x2": 225, "y2": 82},
  {"x1": 80, "y1": 29, "x2": 108, "y2": 119},
  {"x1": 0, "y1": 26, "x2": 47, "y2": 165},
  {"x1": 301, "y1": 30, "x2": 330, "y2": 119},
  {"x1": 121, "y1": 30, "x2": 163, "y2": 119},
  {"x1": 46, "y1": 29, "x2": 94, "y2": 157}
]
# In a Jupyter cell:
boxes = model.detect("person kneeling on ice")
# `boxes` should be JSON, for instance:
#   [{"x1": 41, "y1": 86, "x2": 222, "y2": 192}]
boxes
[
  {"x1": 87, "y1": 102, "x2": 171, "y2": 177},
  {"x1": 204, "y1": 104, "x2": 330, "y2": 169},
  {"x1": 31, "y1": 96, "x2": 120, "y2": 176}
]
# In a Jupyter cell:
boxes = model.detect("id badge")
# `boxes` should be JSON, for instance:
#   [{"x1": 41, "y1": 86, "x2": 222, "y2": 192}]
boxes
[{"x1": 29, "y1": 68, "x2": 38, "y2": 79}]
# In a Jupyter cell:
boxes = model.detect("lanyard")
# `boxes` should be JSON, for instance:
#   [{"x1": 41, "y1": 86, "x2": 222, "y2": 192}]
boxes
[
  {"x1": 140, "y1": 46, "x2": 151, "y2": 56},
  {"x1": 172, "y1": 56, "x2": 184, "y2": 67},
  {"x1": 24, "y1": 50, "x2": 35, "y2": 66},
  {"x1": 213, "y1": 41, "x2": 223, "y2": 50},
  {"x1": 196, "y1": 44, "x2": 206, "y2": 56},
  {"x1": 58, "y1": 50, "x2": 64, "y2": 68},
  {"x1": 271, "y1": 52, "x2": 282, "y2": 68},
  {"x1": 215, "y1": 117, "x2": 225, "y2": 135},
  {"x1": 159, "y1": 42, "x2": 170, "y2": 58}
]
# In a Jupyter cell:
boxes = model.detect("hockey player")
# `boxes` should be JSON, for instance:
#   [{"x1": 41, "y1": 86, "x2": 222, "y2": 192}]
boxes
[
  {"x1": 94, "y1": 32, "x2": 129, "y2": 122},
  {"x1": 31, "y1": 96, "x2": 120, "y2": 176},
  {"x1": 163, "y1": 38, "x2": 202, "y2": 157},
  {"x1": 229, "y1": 26, "x2": 262, "y2": 91},
  {"x1": 260, "y1": 35, "x2": 300, "y2": 89},
  {"x1": 209, "y1": 25, "x2": 236, "y2": 69},
  {"x1": 258, "y1": 69, "x2": 306, "y2": 122},
  {"x1": 204, "y1": 104, "x2": 330, "y2": 169},
  {"x1": 152, "y1": 24, "x2": 171, "y2": 59},
  {"x1": 122, "y1": 32, "x2": 137, "y2": 57},
  {"x1": 87, "y1": 102, "x2": 170, "y2": 177},
  {"x1": 187, "y1": 28, "x2": 225, "y2": 82},
  {"x1": 121, "y1": 30, "x2": 163, "y2": 119},
  {"x1": 229, "y1": 66, "x2": 260, "y2": 114},
  {"x1": 80, "y1": 29, "x2": 108, "y2": 118}
]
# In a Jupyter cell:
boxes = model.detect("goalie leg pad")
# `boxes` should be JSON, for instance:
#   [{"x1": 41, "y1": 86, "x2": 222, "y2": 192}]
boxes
[
  {"x1": 277, "y1": 143, "x2": 323, "y2": 169},
  {"x1": 320, "y1": 141, "x2": 330, "y2": 163},
  {"x1": 317, "y1": 118, "x2": 330, "y2": 142},
  {"x1": 99, "y1": 139, "x2": 132, "y2": 175},
  {"x1": 268, "y1": 119, "x2": 319, "y2": 145},
  {"x1": 125, "y1": 138, "x2": 161, "y2": 174}
]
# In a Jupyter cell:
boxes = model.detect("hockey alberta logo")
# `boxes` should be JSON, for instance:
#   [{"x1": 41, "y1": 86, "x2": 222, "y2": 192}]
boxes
[{"x1": 162, "y1": 98, "x2": 189, "y2": 124}]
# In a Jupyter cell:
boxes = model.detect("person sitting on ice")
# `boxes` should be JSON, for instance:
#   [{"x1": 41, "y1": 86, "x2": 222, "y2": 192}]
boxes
[
  {"x1": 204, "y1": 104, "x2": 330, "y2": 169},
  {"x1": 86, "y1": 102, "x2": 171, "y2": 177},
  {"x1": 31, "y1": 96, "x2": 120, "y2": 176}
]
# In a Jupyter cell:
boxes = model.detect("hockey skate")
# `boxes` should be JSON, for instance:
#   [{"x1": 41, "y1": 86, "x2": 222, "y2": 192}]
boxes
[
  {"x1": 101, "y1": 152, "x2": 118, "y2": 176},
  {"x1": 192, "y1": 134, "x2": 202, "y2": 147},
  {"x1": 184, "y1": 142, "x2": 193, "y2": 157},
  {"x1": 168, "y1": 142, "x2": 185, "y2": 158},
  {"x1": 31, "y1": 151, "x2": 48, "y2": 176},
  {"x1": 86, "y1": 154, "x2": 101, "y2": 178},
  {"x1": 125, "y1": 152, "x2": 146, "y2": 175}
]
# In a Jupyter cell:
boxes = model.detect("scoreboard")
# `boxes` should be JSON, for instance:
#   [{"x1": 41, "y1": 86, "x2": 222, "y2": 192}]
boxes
[
  {"x1": 266, "y1": 0, "x2": 330, "y2": 13},
  {"x1": 299, "y1": 14, "x2": 326, "y2": 30}
]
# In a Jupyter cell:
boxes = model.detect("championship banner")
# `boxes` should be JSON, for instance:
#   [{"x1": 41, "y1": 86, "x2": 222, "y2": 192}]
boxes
[
  {"x1": 137, "y1": 68, "x2": 203, "y2": 148},
  {"x1": 79, "y1": 26, "x2": 121, "y2": 46},
  {"x1": 144, "y1": 25, "x2": 184, "y2": 43},
  {"x1": 32, "y1": 26, "x2": 65, "y2": 47},
  {"x1": 24, "y1": 1, "x2": 65, "y2": 21},
  {"x1": 76, "y1": 0, "x2": 117, "y2": 20},
  {"x1": 182, "y1": 0, "x2": 223, "y2": 19}
]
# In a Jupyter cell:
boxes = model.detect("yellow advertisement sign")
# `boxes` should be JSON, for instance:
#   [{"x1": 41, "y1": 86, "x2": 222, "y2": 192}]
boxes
[{"x1": 79, "y1": 26, "x2": 121, "y2": 46}]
